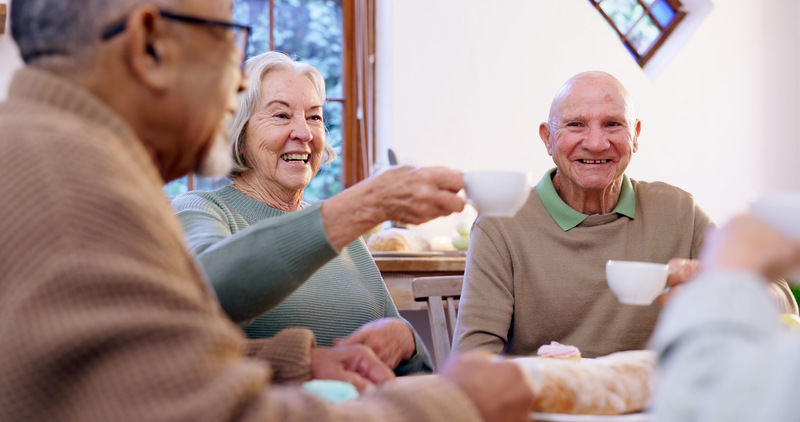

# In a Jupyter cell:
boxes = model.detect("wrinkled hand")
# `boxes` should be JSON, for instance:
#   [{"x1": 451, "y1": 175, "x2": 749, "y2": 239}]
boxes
[
  {"x1": 321, "y1": 165, "x2": 466, "y2": 250},
  {"x1": 310, "y1": 345, "x2": 395, "y2": 393},
  {"x1": 334, "y1": 318, "x2": 416, "y2": 369},
  {"x1": 654, "y1": 258, "x2": 701, "y2": 305},
  {"x1": 700, "y1": 214, "x2": 800, "y2": 280},
  {"x1": 439, "y1": 350, "x2": 535, "y2": 422},
  {"x1": 368, "y1": 166, "x2": 466, "y2": 225}
]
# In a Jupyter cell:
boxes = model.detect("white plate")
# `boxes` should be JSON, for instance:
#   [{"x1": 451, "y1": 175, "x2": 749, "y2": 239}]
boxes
[
  {"x1": 531, "y1": 412, "x2": 650, "y2": 422},
  {"x1": 370, "y1": 250, "x2": 465, "y2": 257}
]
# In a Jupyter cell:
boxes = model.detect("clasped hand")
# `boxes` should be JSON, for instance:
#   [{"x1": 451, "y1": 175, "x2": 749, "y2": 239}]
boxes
[
  {"x1": 334, "y1": 317, "x2": 416, "y2": 369},
  {"x1": 310, "y1": 344, "x2": 395, "y2": 393}
]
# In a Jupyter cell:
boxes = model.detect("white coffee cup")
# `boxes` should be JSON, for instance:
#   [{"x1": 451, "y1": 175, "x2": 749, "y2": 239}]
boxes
[
  {"x1": 605, "y1": 260, "x2": 670, "y2": 305},
  {"x1": 751, "y1": 192, "x2": 800, "y2": 283},
  {"x1": 463, "y1": 170, "x2": 530, "y2": 217}
]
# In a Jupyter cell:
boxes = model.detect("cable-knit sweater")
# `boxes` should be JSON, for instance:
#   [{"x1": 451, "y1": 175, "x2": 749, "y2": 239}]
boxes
[
  {"x1": 0, "y1": 67, "x2": 480, "y2": 422},
  {"x1": 173, "y1": 186, "x2": 433, "y2": 375}
]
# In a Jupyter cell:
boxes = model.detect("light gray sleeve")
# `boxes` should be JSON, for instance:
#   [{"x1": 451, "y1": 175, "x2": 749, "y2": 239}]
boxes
[
  {"x1": 649, "y1": 271, "x2": 800, "y2": 422},
  {"x1": 173, "y1": 196, "x2": 338, "y2": 323}
]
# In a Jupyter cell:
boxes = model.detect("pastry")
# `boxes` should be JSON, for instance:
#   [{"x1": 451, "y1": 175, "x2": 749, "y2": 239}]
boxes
[
  {"x1": 528, "y1": 350, "x2": 657, "y2": 415},
  {"x1": 537, "y1": 341, "x2": 581, "y2": 361},
  {"x1": 366, "y1": 228, "x2": 430, "y2": 252}
]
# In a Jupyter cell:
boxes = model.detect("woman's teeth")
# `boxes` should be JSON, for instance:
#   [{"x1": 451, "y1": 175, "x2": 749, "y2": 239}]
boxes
[{"x1": 281, "y1": 153, "x2": 310, "y2": 163}]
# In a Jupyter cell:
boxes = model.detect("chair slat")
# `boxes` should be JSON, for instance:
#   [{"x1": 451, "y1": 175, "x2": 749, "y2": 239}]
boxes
[{"x1": 411, "y1": 276, "x2": 464, "y2": 371}]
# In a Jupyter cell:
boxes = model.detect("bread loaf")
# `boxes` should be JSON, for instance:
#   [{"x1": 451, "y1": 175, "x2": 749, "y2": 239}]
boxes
[
  {"x1": 367, "y1": 228, "x2": 430, "y2": 252},
  {"x1": 526, "y1": 350, "x2": 656, "y2": 415}
]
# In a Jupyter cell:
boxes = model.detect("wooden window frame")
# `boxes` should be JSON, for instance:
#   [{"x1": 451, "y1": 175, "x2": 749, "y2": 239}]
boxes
[
  {"x1": 342, "y1": 0, "x2": 375, "y2": 188},
  {"x1": 590, "y1": 0, "x2": 687, "y2": 68}
]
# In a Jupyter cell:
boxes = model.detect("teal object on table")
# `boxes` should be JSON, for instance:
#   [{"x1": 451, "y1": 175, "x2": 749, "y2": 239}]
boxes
[{"x1": 302, "y1": 380, "x2": 359, "y2": 403}]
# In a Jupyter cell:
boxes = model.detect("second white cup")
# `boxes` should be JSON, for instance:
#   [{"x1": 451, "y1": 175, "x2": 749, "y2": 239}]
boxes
[{"x1": 606, "y1": 260, "x2": 670, "y2": 306}]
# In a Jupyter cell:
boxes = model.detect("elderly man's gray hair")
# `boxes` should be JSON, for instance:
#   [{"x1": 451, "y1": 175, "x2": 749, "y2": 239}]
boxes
[
  {"x1": 11, "y1": 0, "x2": 156, "y2": 64},
  {"x1": 228, "y1": 50, "x2": 337, "y2": 177}
]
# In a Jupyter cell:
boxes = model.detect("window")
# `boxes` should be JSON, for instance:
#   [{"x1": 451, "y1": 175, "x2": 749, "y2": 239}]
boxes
[
  {"x1": 589, "y1": 0, "x2": 686, "y2": 68},
  {"x1": 164, "y1": 0, "x2": 375, "y2": 202}
]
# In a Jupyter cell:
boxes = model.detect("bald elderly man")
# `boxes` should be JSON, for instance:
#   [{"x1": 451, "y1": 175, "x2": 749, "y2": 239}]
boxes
[{"x1": 453, "y1": 71, "x2": 797, "y2": 358}]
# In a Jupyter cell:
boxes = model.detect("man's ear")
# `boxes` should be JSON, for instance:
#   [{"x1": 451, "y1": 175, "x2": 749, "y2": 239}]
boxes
[
  {"x1": 632, "y1": 119, "x2": 641, "y2": 153},
  {"x1": 539, "y1": 123, "x2": 553, "y2": 156},
  {"x1": 123, "y1": 6, "x2": 175, "y2": 91}
]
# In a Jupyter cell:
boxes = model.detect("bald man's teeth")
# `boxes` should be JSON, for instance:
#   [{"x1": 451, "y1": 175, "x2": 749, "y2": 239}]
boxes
[
  {"x1": 580, "y1": 159, "x2": 608, "y2": 164},
  {"x1": 281, "y1": 153, "x2": 310, "y2": 163}
]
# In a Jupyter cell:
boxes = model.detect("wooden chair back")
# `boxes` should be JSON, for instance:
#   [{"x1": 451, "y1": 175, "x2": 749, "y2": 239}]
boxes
[{"x1": 411, "y1": 275, "x2": 464, "y2": 371}]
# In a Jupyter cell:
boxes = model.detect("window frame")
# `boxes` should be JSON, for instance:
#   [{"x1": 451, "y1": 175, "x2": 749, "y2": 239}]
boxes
[{"x1": 590, "y1": 0, "x2": 687, "y2": 68}]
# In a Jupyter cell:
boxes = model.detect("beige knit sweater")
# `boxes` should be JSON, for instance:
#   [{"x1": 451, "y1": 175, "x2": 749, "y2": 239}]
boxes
[
  {"x1": 453, "y1": 178, "x2": 797, "y2": 358},
  {"x1": 0, "y1": 67, "x2": 482, "y2": 422}
]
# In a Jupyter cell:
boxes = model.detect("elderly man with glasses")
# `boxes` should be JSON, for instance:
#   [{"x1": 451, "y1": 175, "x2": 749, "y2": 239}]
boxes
[{"x1": 0, "y1": 1, "x2": 535, "y2": 422}]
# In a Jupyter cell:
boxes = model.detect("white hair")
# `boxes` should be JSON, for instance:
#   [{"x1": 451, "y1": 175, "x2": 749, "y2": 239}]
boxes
[{"x1": 228, "y1": 50, "x2": 337, "y2": 177}]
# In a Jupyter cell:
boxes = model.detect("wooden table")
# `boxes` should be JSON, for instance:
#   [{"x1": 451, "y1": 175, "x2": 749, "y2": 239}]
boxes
[{"x1": 374, "y1": 255, "x2": 466, "y2": 311}]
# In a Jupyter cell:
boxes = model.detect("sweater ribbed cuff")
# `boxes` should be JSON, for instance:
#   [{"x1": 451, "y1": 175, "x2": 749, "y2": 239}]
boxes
[{"x1": 247, "y1": 328, "x2": 317, "y2": 384}]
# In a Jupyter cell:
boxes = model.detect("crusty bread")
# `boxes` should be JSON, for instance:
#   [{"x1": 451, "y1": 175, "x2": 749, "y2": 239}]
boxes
[
  {"x1": 527, "y1": 350, "x2": 656, "y2": 415},
  {"x1": 367, "y1": 228, "x2": 430, "y2": 252}
]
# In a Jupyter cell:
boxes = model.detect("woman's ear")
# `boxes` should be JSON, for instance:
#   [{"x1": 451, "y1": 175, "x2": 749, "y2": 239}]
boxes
[{"x1": 123, "y1": 6, "x2": 175, "y2": 91}]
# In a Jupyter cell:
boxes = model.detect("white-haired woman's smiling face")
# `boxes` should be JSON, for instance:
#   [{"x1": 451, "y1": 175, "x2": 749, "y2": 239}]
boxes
[{"x1": 243, "y1": 69, "x2": 326, "y2": 196}]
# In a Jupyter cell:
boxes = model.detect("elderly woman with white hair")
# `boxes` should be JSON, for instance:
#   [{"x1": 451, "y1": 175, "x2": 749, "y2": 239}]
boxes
[{"x1": 172, "y1": 51, "x2": 433, "y2": 375}]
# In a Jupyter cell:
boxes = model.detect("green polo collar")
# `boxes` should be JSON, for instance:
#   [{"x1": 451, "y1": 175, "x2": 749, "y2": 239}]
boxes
[{"x1": 536, "y1": 168, "x2": 635, "y2": 231}]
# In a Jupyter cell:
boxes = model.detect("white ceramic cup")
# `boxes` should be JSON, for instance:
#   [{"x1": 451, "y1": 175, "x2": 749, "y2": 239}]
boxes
[
  {"x1": 463, "y1": 170, "x2": 530, "y2": 217},
  {"x1": 751, "y1": 192, "x2": 800, "y2": 283},
  {"x1": 605, "y1": 260, "x2": 670, "y2": 305}
]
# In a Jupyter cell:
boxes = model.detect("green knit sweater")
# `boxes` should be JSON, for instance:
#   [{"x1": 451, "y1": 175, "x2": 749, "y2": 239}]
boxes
[{"x1": 173, "y1": 186, "x2": 433, "y2": 374}]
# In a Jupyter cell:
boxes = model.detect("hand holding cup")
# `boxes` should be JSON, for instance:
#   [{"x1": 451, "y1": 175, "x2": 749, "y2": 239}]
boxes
[{"x1": 606, "y1": 260, "x2": 671, "y2": 306}]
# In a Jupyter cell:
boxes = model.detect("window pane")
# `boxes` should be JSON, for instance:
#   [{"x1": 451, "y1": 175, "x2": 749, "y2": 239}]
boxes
[
  {"x1": 233, "y1": 0, "x2": 272, "y2": 58},
  {"x1": 304, "y1": 101, "x2": 343, "y2": 203},
  {"x1": 628, "y1": 15, "x2": 660, "y2": 55},
  {"x1": 600, "y1": 0, "x2": 645, "y2": 34},
  {"x1": 642, "y1": 0, "x2": 657, "y2": 5},
  {"x1": 163, "y1": 176, "x2": 189, "y2": 199},
  {"x1": 651, "y1": 0, "x2": 677, "y2": 27},
  {"x1": 274, "y1": 0, "x2": 343, "y2": 99}
]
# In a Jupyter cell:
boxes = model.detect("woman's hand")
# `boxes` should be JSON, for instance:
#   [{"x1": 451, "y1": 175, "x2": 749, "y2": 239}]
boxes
[
  {"x1": 334, "y1": 318, "x2": 416, "y2": 369},
  {"x1": 321, "y1": 166, "x2": 466, "y2": 249},
  {"x1": 310, "y1": 344, "x2": 395, "y2": 393}
]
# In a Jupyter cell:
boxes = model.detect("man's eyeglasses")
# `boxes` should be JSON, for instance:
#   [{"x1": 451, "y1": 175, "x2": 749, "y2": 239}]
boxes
[{"x1": 101, "y1": 10, "x2": 251, "y2": 67}]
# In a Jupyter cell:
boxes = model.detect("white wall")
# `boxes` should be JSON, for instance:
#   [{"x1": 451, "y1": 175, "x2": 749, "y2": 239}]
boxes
[
  {"x1": 377, "y1": 0, "x2": 800, "y2": 227},
  {"x1": 0, "y1": 0, "x2": 22, "y2": 101},
  {"x1": 2, "y1": 0, "x2": 798, "y2": 228}
]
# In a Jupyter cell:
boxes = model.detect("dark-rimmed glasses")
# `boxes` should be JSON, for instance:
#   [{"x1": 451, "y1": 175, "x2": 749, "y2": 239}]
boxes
[{"x1": 101, "y1": 10, "x2": 251, "y2": 67}]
